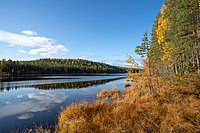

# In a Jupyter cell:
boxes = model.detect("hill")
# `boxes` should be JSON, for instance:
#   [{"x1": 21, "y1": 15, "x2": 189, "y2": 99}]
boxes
[{"x1": 0, "y1": 58, "x2": 126, "y2": 75}]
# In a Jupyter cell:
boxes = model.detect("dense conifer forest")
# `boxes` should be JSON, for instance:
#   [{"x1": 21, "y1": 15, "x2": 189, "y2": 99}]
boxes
[
  {"x1": 148, "y1": 0, "x2": 200, "y2": 78},
  {"x1": 0, "y1": 58, "x2": 126, "y2": 75}
]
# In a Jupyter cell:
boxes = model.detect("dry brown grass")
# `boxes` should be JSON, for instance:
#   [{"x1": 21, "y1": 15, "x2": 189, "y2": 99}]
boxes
[{"x1": 56, "y1": 73, "x2": 200, "y2": 133}]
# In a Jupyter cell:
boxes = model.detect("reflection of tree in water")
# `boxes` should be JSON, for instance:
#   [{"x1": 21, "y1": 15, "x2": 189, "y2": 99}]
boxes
[
  {"x1": 0, "y1": 84, "x2": 18, "y2": 92},
  {"x1": 31, "y1": 78, "x2": 123, "y2": 90},
  {"x1": 0, "y1": 78, "x2": 124, "y2": 92},
  {"x1": 0, "y1": 76, "x2": 80, "y2": 82}
]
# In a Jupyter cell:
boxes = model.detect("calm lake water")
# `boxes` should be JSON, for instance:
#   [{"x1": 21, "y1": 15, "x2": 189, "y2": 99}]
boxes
[{"x1": 0, "y1": 74, "x2": 127, "y2": 133}]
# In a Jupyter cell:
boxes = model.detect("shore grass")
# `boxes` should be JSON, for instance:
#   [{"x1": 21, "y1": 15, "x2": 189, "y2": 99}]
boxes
[{"x1": 56, "y1": 73, "x2": 200, "y2": 133}]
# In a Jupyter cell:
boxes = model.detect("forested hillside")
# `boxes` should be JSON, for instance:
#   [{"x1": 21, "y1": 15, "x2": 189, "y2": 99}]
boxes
[{"x1": 0, "y1": 58, "x2": 126, "y2": 75}]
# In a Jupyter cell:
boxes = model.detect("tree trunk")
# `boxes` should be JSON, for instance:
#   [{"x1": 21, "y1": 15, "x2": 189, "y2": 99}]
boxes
[
  {"x1": 197, "y1": 54, "x2": 200, "y2": 76},
  {"x1": 192, "y1": 53, "x2": 195, "y2": 66},
  {"x1": 175, "y1": 64, "x2": 178, "y2": 75}
]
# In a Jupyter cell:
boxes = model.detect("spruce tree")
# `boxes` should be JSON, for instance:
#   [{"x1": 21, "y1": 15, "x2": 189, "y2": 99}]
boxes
[{"x1": 135, "y1": 31, "x2": 150, "y2": 58}]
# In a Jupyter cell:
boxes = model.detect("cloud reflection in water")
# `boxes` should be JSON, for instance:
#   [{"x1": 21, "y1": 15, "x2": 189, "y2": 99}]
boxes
[{"x1": 0, "y1": 91, "x2": 67, "y2": 119}]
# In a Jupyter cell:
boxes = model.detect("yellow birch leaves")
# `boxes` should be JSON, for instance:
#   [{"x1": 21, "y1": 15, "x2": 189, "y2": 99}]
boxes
[
  {"x1": 156, "y1": 9, "x2": 172, "y2": 62},
  {"x1": 156, "y1": 10, "x2": 167, "y2": 45}
]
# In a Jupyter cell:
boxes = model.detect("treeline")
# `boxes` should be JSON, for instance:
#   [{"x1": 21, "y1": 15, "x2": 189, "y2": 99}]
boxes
[
  {"x1": 148, "y1": 0, "x2": 199, "y2": 78},
  {"x1": 0, "y1": 58, "x2": 126, "y2": 75}
]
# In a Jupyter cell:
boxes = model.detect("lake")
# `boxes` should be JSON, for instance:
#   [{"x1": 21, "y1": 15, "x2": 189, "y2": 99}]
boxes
[{"x1": 0, "y1": 74, "x2": 127, "y2": 133}]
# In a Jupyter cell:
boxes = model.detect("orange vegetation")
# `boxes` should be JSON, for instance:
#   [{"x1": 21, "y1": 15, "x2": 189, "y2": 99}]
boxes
[{"x1": 57, "y1": 73, "x2": 200, "y2": 133}]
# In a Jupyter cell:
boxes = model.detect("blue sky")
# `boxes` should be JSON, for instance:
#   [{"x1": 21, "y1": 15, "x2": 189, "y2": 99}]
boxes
[{"x1": 0, "y1": 0, "x2": 165, "y2": 66}]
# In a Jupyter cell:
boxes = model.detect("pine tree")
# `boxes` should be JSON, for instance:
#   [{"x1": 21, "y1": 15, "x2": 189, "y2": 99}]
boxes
[
  {"x1": 135, "y1": 31, "x2": 152, "y2": 76},
  {"x1": 135, "y1": 31, "x2": 151, "y2": 58},
  {"x1": 135, "y1": 31, "x2": 154, "y2": 91}
]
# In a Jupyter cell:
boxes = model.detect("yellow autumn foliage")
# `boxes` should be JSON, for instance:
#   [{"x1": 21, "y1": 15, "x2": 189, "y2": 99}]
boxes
[
  {"x1": 156, "y1": 10, "x2": 167, "y2": 45},
  {"x1": 162, "y1": 42, "x2": 173, "y2": 61},
  {"x1": 156, "y1": 18, "x2": 167, "y2": 44},
  {"x1": 156, "y1": 9, "x2": 172, "y2": 62}
]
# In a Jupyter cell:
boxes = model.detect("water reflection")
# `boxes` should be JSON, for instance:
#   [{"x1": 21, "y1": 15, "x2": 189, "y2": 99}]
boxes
[
  {"x1": 0, "y1": 74, "x2": 125, "y2": 82},
  {"x1": 30, "y1": 78, "x2": 123, "y2": 90},
  {"x1": 0, "y1": 75, "x2": 127, "y2": 133},
  {"x1": 0, "y1": 91, "x2": 67, "y2": 119},
  {"x1": 0, "y1": 77, "x2": 124, "y2": 91},
  {"x1": 0, "y1": 76, "x2": 79, "y2": 82}
]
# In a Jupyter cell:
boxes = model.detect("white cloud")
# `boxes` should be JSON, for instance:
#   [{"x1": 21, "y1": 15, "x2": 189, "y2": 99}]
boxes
[
  {"x1": 21, "y1": 30, "x2": 38, "y2": 36},
  {"x1": 29, "y1": 44, "x2": 68, "y2": 56},
  {"x1": 8, "y1": 44, "x2": 15, "y2": 47},
  {"x1": 0, "y1": 29, "x2": 69, "y2": 57},
  {"x1": 18, "y1": 50, "x2": 26, "y2": 54}
]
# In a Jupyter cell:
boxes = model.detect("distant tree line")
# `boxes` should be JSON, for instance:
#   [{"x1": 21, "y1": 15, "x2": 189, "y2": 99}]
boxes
[{"x1": 0, "y1": 58, "x2": 126, "y2": 75}]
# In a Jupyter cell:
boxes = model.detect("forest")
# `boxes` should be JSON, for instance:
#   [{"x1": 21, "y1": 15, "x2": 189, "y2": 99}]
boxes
[
  {"x1": 133, "y1": 0, "x2": 200, "y2": 79},
  {"x1": 147, "y1": 0, "x2": 200, "y2": 78},
  {"x1": 0, "y1": 58, "x2": 126, "y2": 75}
]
